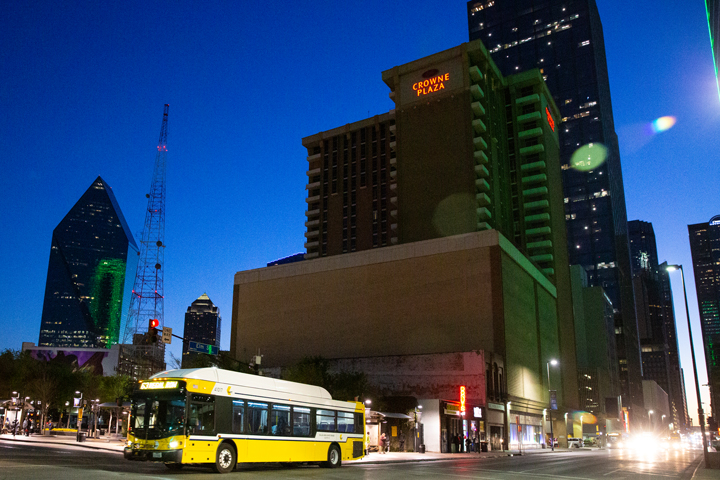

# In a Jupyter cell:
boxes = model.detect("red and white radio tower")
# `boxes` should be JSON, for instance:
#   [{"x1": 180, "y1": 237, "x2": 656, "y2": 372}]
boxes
[{"x1": 123, "y1": 105, "x2": 168, "y2": 372}]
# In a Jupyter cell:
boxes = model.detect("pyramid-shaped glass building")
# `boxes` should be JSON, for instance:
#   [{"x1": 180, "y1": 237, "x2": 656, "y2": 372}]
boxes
[{"x1": 38, "y1": 176, "x2": 138, "y2": 348}]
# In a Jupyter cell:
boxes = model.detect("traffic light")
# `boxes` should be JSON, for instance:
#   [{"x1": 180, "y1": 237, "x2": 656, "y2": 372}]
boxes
[{"x1": 147, "y1": 319, "x2": 160, "y2": 344}]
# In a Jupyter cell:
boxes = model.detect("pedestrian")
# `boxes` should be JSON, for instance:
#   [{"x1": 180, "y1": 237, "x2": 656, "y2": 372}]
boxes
[
  {"x1": 11, "y1": 419, "x2": 19, "y2": 437},
  {"x1": 399, "y1": 432, "x2": 405, "y2": 452},
  {"x1": 466, "y1": 435, "x2": 471, "y2": 453},
  {"x1": 22, "y1": 418, "x2": 28, "y2": 436},
  {"x1": 380, "y1": 432, "x2": 387, "y2": 454}
]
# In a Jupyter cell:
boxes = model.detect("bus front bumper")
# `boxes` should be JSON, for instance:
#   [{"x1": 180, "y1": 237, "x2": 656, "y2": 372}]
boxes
[{"x1": 124, "y1": 447, "x2": 183, "y2": 463}]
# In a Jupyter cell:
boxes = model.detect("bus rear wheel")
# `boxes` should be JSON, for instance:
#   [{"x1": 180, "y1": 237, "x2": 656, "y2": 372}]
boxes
[
  {"x1": 213, "y1": 443, "x2": 236, "y2": 474},
  {"x1": 324, "y1": 444, "x2": 341, "y2": 468}
]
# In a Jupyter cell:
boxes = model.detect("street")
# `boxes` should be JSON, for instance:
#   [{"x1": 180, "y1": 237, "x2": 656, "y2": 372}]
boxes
[{"x1": 0, "y1": 442, "x2": 705, "y2": 480}]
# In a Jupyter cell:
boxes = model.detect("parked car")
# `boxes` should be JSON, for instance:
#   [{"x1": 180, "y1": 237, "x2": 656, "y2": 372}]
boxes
[{"x1": 567, "y1": 437, "x2": 582, "y2": 448}]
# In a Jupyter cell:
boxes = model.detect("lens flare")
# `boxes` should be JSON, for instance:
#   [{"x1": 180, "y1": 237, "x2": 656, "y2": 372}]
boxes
[
  {"x1": 570, "y1": 143, "x2": 608, "y2": 171},
  {"x1": 651, "y1": 116, "x2": 676, "y2": 133}
]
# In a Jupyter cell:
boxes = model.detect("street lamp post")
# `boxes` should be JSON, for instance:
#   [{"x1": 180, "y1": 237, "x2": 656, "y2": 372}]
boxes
[
  {"x1": 666, "y1": 264, "x2": 709, "y2": 465},
  {"x1": 547, "y1": 360, "x2": 558, "y2": 451},
  {"x1": 75, "y1": 391, "x2": 83, "y2": 442},
  {"x1": 413, "y1": 405, "x2": 423, "y2": 453}
]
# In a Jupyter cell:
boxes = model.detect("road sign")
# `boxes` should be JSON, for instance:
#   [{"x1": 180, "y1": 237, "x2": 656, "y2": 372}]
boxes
[
  {"x1": 162, "y1": 326, "x2": 172, "y2": 344},
  {"x1": 549, "y1": 390, "x2": 558, "y2": 410},
  {"x1": 188, "y1": 341, "x2": 219, "y2": 355}
]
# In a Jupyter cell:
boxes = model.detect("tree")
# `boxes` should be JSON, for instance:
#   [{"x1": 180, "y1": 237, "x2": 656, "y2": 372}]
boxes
[
  {"x1": 282, "y1": 357, "x2": 368, "y2": 401},
  {"x1": 99, "y1": 375, "x2": 134, "y2": 404}
]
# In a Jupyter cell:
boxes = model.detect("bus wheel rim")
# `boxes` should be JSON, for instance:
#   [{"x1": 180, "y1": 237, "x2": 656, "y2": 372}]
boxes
[
  {"x1": 219, "y1": 449, "x2": 232, "y2": 468},
  {"x1": 331, "y1": 449, "x2": 338, "y2": 463}
]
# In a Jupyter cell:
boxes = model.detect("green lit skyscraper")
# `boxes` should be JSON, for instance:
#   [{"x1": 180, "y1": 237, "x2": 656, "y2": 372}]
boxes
[
  {"x1": 468, "y1": 0, "x2": 643, "y2": 419},
  {"x1": 688, "y1": 216, "x2": 720, "y2": 419},
  {"x1": 706, "y1": 0, "x2": 720, "y2": 100},
  {"x1": 38, "y1": 176, "x2": 138, "y2": 348}
]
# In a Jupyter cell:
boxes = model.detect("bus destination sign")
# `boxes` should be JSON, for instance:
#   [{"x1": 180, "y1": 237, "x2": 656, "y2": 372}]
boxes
[{"x1": 140, "y1": 381, "x2": 179, "y2": 390}]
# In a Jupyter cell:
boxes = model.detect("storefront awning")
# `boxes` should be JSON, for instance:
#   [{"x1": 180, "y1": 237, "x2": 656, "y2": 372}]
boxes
[{"x1": 374, "y1": 411, "x2": 412, "y2": 420}]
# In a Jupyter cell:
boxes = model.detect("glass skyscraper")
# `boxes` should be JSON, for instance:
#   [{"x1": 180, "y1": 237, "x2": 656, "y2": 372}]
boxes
[
  {"x1": 182, "y1": 293, "x2": 221, "y2": 368},
  {"x1": 467, "y1": 0, "x2": 642, "y2": 414},
  {"x1": 629, "y1": 220, "x2": 689, "y2": 430},
  {"x1": 38, "y1": 176, "x2": 138, "y2": 348},
  {"x1": 688, "y1": 215, "x2": 720, "y2": 419}
]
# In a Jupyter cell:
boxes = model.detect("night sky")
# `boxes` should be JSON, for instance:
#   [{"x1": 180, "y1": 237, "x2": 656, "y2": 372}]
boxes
[{"x1": 1, "y1": 1, "x2": 717, "y2": 422}]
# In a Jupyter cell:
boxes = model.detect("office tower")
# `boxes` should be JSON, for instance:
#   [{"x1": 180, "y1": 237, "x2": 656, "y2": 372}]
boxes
[
  {"x1": 628, "y1": 220, "x2": 689, "y2": 431},
  {"x1": 467, "y1": 0, "x2": 642, "y2": 415},
  {"x1": 688, "y1": 216, "x2": 720, "y2": 418},
  {"x1": 182, "y1": 293, "x2": 221, "y2": 368},
  {"x1": 707, "y1": 0, "x2": 720, "y2": 100},
  {"x1": 300, "y1": 40, "x2": 578, "y2": 408},
  {"x1": 38, "y1": 176, "x2": 138, "y2": 348}
]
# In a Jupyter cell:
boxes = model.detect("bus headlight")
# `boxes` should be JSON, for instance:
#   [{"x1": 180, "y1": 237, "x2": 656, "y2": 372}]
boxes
[{"x1": 169, "y1": 440, "x2": 179, "y2": 449}]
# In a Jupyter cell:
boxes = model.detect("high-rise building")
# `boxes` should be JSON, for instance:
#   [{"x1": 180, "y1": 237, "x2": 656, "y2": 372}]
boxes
[
  {"x1": 467, "y1": 0, "x2": 642, "y2": 415},
  {"x1": 628, "y1": 220, "x2": 689, "y2": 431},
  {"x1": 706, "y1": 0, "x2": 720, "y2": 101},
  {"x1": 38, "y1": 176, "x2": 138, "y2": 348},
  {"x1": 182, "y1": 293, "x2": 221, "y2": 368},
  {"x1": 300, "y1": 39, "x2": 578, "y2": 410},
  {"x1": 688, "y1": 216, "x2": 720, "y2": 419}
]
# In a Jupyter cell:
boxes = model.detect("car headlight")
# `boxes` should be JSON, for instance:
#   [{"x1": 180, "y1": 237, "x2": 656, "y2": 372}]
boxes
[{"x1": 126, "y1": 440, "x2": 132, "y2": 447}]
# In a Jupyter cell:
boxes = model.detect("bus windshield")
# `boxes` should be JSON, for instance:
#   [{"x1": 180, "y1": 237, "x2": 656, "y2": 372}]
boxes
[{"x1": 130, "y1": 390, "x2": 186, "y2": 440}]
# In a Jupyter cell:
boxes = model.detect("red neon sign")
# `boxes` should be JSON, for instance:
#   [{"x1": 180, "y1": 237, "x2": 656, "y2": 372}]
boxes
[
  {"x1": 460, "y1": 386, "x2": 466, "y2": 413},
  {"x1": 545, "y1": 106, "x2": 555, "y2": 132}
]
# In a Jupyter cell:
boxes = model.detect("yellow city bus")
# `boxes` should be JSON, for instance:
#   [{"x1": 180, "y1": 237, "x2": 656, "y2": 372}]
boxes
[{"x1": 123, "y1": 367, "x2": 366, "y2": 473}]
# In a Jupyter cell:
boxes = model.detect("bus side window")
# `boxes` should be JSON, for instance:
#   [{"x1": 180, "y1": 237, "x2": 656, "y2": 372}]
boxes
[
  {"x1": 247, "y1": 402, "x2": 268, "y2": 434},
  {"x1": 337, "y1": 411, "x2": 354, "y2": 433},
  {"x1": 316, "y1": 409, "x2": 336, "y2": 432},
  {"x1": 232, "y1": 400, "x2": 244, "y2": 434},
  {"x1": 270, "y1": 404, "x2": 291, "y2": 436},
  {"x1": 292, "y1": 406, "x2": 311, "y2": 437}
]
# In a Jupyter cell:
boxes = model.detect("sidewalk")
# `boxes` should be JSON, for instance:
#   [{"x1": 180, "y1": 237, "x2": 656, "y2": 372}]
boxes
[{"x1": 0, "y1": 432, "x2": 126, "y2": 453}]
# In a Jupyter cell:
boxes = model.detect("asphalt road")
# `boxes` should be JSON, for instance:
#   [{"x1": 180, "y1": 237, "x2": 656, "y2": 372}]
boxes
[{"x1": 0, "y1": 443, "x2": 703, "y2": 480}]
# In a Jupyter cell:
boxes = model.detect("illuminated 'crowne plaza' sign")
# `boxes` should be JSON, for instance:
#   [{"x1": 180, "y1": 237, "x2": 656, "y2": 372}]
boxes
[{"x1": 413, "y1": 73, "x2": 450, "y2": 97}]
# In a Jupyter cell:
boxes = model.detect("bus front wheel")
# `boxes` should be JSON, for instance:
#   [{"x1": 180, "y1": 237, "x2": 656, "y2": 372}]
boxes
[
  {"x1": 324, "y1": 444, "x2": 341, "y2": 468},
  {"x1": 213, "y1": 443, "x2": 236, "y2": 474}
]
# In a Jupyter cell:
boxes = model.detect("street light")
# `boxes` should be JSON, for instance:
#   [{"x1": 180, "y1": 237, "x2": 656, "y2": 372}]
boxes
[
  {"x1": 648, "y1": 410, "x2": 653, "y2": 429},
  {"x1": 413, "y1": 405, "x2": 423, "y2": 453},
  {"x1": 547, "y1": 359, "x2": 558, "y2": 451},
  {"x1": 666, "y1": 264, "x2": 709, "y2": 465},
  {"x1": 75, "y1": 391, "x2": 83, "y2": 442}
]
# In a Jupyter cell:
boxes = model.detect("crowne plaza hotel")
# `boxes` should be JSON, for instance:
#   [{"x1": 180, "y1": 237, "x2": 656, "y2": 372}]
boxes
[{"x1": 232, "y1": 40, "x2": 584, "y2": 450}]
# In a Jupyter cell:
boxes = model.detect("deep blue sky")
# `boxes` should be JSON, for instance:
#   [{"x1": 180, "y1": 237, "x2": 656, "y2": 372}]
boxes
[{"x1": 1, "y1": 1, "x2": 717, "y2": 422}]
